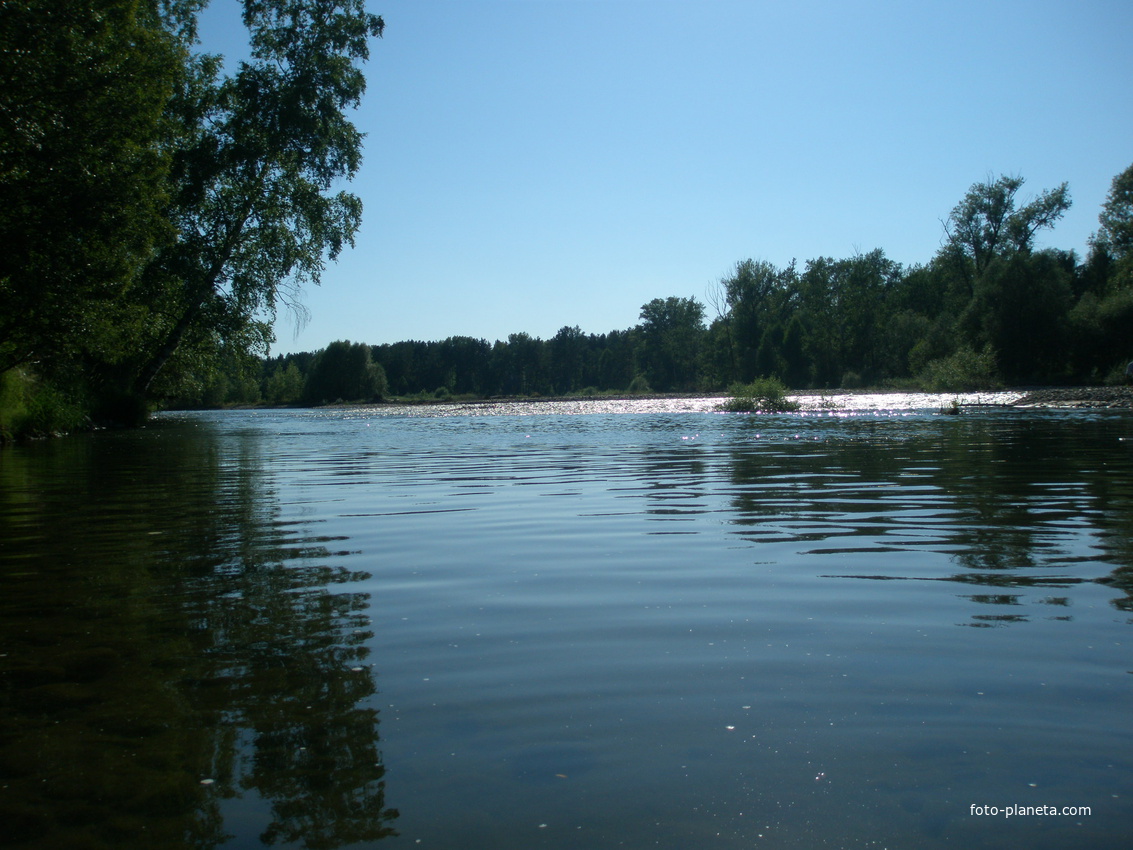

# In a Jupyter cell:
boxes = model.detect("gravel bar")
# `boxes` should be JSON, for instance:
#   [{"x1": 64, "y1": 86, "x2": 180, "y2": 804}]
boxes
[{"x1": 1011, "y1": 386, "x2": 1133, "y2": 409}]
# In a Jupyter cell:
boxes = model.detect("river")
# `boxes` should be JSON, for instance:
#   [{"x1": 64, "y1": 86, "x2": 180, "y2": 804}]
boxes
[{"x1": 1, "y1": 395, "x2": 1131, "y2": 848}]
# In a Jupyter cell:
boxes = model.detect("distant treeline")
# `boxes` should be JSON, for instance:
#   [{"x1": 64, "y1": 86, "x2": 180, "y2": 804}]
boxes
[{"x1": 190, "y1": 168, "x2": 1133, "y2": 407}]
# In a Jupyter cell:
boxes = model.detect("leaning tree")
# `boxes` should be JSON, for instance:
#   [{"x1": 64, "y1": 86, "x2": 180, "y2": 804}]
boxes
[{"x1": 131, "y1": 0, "x2": 385, "y2": 399}]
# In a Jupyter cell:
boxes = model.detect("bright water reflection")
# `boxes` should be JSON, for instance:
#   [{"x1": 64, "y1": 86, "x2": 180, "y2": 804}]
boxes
[{"x1": 1, "y1": 396, "x2": 1131, "y2": 849}]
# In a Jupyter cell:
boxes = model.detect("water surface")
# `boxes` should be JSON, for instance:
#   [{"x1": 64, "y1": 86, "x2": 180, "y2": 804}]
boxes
[{"x1": 1, "y1": 395, "x2": 1131, "y2": 848}]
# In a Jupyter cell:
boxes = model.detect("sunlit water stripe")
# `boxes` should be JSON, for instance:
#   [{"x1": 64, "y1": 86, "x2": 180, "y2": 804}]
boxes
[{"x1": 307, "y1": 390, "x2": 1027, "y2": 419}]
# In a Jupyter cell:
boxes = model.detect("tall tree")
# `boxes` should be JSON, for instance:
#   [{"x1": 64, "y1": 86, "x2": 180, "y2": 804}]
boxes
[
  {"x1": 962, "y1": 251, "x2": 1073, "y2": 382},
  {"x1": 720, "y1": 259, "x2": 793, "y2": 382},
  {"x1": 131, "y1": 0, "x2": 384, "y2": 397},
  {"x1": 637, "y1": 296, "x2": 705, "y2": 391},
  {"x1": 929, "y1": 174, "x2": 1074, "y2": 381},
  {"x1": 831, "y1": 249, "x2": 901, "y2": 382},
  {"x1": 549, "y1": 325, "x2": 587, "y2": 394},
  {"x1": 797, "y1": 257, "x2": 841, "y2": 385}
]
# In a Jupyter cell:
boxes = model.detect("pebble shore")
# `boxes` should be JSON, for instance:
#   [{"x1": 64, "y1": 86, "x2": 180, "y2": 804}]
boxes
[{"x1": 1011, "y1": 386, "x2": 1133, "y2": 409}]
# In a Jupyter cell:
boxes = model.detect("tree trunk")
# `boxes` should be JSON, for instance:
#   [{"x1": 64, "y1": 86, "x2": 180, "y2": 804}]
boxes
[
  {"x1": 132, "y1": 187, "x2": 260, "y2": 395},
  {"x1": 131, "y1": 282, "x2": 213, "y2": 395}
]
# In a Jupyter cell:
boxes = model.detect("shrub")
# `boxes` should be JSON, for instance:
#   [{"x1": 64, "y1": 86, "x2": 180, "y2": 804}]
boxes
[
  {"x1": 918, "y1": 345, "x2": 998, "y2": 392},
  {"x1": 719, "y1": 377, "x2": 799, "y2": 413},
  {"x1": 627, "y1": 375, "x2": 652, "y2": 394},
  {"x1": 1104, "y1": 360, "x2": 1132, "y2": 386}
]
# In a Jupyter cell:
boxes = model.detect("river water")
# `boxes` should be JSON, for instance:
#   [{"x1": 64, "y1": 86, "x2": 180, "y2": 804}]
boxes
[{"x1": 1, "y1": 395, "x2": 1131, "y2": 849}]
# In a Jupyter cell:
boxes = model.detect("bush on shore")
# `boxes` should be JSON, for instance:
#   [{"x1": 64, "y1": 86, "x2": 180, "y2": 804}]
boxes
[{"x1": 719, "y1": 377, "x2": 800, "y2": 413}]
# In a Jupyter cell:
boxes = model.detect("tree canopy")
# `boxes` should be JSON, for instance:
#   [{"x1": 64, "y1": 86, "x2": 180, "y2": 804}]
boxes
[
  {"x1": 1092, "y1": 163, "x2": 1133, "y2": 293},
  {"x1": 0, "y1": 0, "x2": 181, "y2": 374},
  {"x1": 1095, "y1": 163, "x2": 1133, "y2": 261},
  {"x1": 0, "y1": 0, "x2": 384, "y2": 433},
  {"x1": 940, "y1": 174, "x2": 1071, "y2": 282}
]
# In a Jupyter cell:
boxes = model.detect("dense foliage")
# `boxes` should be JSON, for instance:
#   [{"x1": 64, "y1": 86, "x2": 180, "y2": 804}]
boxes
[
  {"x1": 1, "y1": 0, "x2": 383, "y2": 439},
  {"x1": 1, "y1": 0, "x2": 182, "y2": 423}
]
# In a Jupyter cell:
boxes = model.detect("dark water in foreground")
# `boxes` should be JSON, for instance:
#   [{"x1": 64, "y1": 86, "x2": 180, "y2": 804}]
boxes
[{"x1": 1, "y1": 397, "x2": 1132, "y2": 849}]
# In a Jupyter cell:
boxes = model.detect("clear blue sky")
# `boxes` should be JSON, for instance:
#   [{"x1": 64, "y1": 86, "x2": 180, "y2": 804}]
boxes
[{"x1": 197, "y1": 0, "x2": 1133, "y2": 355}]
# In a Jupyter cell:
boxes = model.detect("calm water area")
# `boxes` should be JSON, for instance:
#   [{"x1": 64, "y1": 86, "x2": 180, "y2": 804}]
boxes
[{"x1": 2, "y1": 394, "x2": 1132, "y2": 849}]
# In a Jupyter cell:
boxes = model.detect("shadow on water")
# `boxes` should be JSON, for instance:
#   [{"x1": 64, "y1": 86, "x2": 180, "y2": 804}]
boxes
[
  {"x1": 0, "y1": 423, "x2": 398, "y2": 849},
  {"x1": 720, "y1": 410, "x2": 1133, "y2": 624}
]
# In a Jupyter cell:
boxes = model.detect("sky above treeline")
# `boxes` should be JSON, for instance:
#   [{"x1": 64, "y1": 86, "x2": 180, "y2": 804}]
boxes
[{"x1": 196, "y1": 0, "x2": 1133, "y2": 355}]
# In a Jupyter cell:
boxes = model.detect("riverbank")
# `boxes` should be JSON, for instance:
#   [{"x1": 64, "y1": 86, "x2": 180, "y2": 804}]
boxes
[
  {"x1": 208, "y1": 385, "x2": 1133, "y2": 413},
  {"x1": 1010, "y1": 386, "x2": 1133, "y2": 409},
  {"x1": 475, "y1": 386, "x2": 1133, "y2": 411},
  {"x1": 10, "y1": 386, "x2": 1132, "y2": 445}
]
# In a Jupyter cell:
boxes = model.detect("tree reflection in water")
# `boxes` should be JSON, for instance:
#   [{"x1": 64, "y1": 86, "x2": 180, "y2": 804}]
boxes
[
  {"x1": 184, "y1": 569, "x2": 398, "y2": 848},
  {"x1": 720, "y1": 412, "x2": 1133, "y2": 625},
  {"x1": 0, "y1": 425, "x2": 398, "y2": 849}
]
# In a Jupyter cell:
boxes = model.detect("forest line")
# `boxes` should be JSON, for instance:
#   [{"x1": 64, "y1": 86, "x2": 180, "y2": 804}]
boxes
[{"x1": 200, "y1": 168, "x2": 1133, "y2": 408}]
